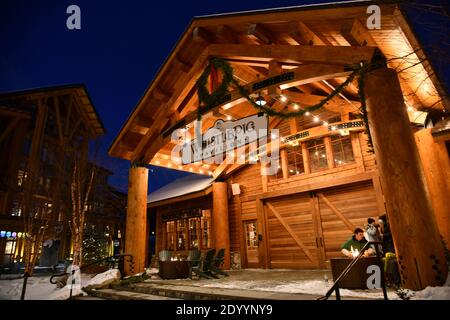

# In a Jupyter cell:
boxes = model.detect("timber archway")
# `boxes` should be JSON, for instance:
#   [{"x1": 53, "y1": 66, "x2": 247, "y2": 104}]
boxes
[{"x1": 109, "y1": 2, "x2": 449, "y2": 290}]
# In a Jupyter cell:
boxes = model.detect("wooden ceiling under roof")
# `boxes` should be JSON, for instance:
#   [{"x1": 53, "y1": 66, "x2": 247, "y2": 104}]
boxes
[
  {"x1": 109, "y1": 2, "x2": 449, "y2": 176},
  {"x1": 0, "y1": 84, "x2": 105, "y2": 137}
]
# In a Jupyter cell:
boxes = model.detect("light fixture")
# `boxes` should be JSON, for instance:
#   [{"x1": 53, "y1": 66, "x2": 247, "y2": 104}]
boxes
[
  {"x1": 226, "y1": 115, "x2": 232, "y2": 121},
  {"x1": 271, "y1": 133, "x2": 277, "y2": 139},
  {"x1": 256, "y1": 95, "x2": 266, "y2": 106}
]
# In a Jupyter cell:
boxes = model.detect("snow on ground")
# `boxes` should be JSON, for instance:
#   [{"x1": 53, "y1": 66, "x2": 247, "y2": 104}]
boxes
[
  {"x1": 411, "y1": 274, "x2": 450, "y2": 300},
  {"x1": 0, "y1": 273, "x2": 94, "y2": 300},
  {"x1": 200, "y1": 279, "x2": 398, "y2": 299}
]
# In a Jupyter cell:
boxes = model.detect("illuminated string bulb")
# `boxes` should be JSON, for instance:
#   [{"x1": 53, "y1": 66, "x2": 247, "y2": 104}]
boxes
[
  {"x1": 189, "y1": 168, "x2": 193, "y2": 172},
  {"x1": 281, "y1": 137, "x2": 285, "y2": 142},
  {"x1": 331, "y1": 126, "x2": 337, "y2": 131},
  {"x1": 292, "y1": 103, "x2": 299, "y2": 110},
  {"x1": 208, "y1": 171, "x2": 213, "y2": 175},
  {"x1": 226, "y1": 115, "x2": 232, "y2": 121},
  {"x1": 280, "y1": 95, "x2": 287, "y2": 102},
  {"x1": 323, "y1": 121, "x2": 328, "y2": 126},
  {"x1": 313, "y1": 116, "x2": 320, "y2": 123},
  {"x1": 178, "y1": 166, "x2": 183, "y2": 170},
  {"x1": 167, "y1": 163, "x2": 172, "y2": 168},
  {"x1": 305, "y1": 111, "x2": 310, "y2": 116},
  {"x1": 155, "y1": 160, "x2": 160, "y2": 165},
  {"x1": 271, "y1": 133, "x2": 277, "y2": 139},
  {"x1": 199, "y1": 169, "x2": 204, "y2": 174}
]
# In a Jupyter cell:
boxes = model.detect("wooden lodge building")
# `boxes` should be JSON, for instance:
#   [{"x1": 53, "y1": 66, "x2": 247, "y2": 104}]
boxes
[
  {"x1": 0, "y1": 85, "x2": 125, "y2": 267},
  {"x1": 109, "y1": 2, "x2": 450, "y2": 290}
]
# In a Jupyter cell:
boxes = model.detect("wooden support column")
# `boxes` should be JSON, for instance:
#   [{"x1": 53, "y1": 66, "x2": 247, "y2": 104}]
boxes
[
  {"x1": 212, "y1": 182, "x2": 230, "y2": 269},
  {"x1": 364, "y1": 67, "x2": 448, "y2": 290},
  {"x1": 323, "y1": 136, "x2": 335, "y2": 169},
  {"x1": 124, "y1": 165, "x2": 148, "y2": 275},
  {"x1": 280, "y1": 149, "x2": 289, "y2": 179},
  {"x1": 415, "y1": 129, "x2": 450, "y2": 245},
  {"x1": 301, "y1": 142, "x2": 311, "y2": 174}
]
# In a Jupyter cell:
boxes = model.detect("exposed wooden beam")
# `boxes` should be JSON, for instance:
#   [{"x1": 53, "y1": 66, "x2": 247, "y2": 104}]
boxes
[
  {"x1": 288, "y1": 21, "x2": 327, "y2": 45},
  {"x1": 193, "y1": 26, "x2": 215, "y2": 43},
  {"x1": 53, "y1": 96, "x2": 65, "y2": 146},
  {"x1": 165, "y1": 64, "x2": 350, "y2": 138},
  {"x1": 0, "y1": 117, "x2": 20, "y2": 145},
  {"x1": 208, "y1": 44, "x2": 376, "y2": 66},
  {"x1": 341, "y1": 19, "x2": 377, "y2": 47},
  {"x1": 131, "y1": 50, "x2": 210, "y2": 161},
  {"x1": 171, "y1": 55, "x2": 193, "y2": 73},
  {"x1": 247, "y1": 24, "x2": 273, "y2": 44},
  {"x1": 215, "y1": 25, "x2": 239, "y2": 44}
]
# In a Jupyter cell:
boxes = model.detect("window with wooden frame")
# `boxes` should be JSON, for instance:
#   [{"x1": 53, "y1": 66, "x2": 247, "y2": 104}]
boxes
[
  {"x1": 286, "y1": 144, "x2": 305, "y2": 176},
  {"x1": 188, "y1": 218, "x2": 200, "y2": 249},
  {"x1": 331, "y1": 134, "x2": 355, "y2": 166},
  {"x1": 176, "y1": 220, "x2": 187, "y2": 250},
  {"x1": 200, "y1": 210, "x2": 211, "y2": 249},
  {"x1": 166, "y1": 221, "x2": 176, "y2": 251},
  {"x1": 307, "y1": 138, "x2": 328, "y2": 173}
]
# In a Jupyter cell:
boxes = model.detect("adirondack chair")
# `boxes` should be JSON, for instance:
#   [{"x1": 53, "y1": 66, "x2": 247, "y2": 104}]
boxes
[
  {"x1": 187, "y1": 249, "x2": 201, "y2": 279},
  {"x1": 210, "y1": 248, "x2": 229, "y2": 277},
  {"x1": 192, "y1": 249, "x2": 217, "y2": 279},
  {"x1": 158, "y1": 250, "x2": 172, "y2": 262}
]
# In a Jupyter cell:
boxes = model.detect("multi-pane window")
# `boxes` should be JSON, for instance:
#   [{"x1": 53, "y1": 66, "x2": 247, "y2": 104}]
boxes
[
  {"x1": 166, "y1": 221, "x2": 176, "y2": 251},
  {"x1": 286, "y1": 144, "x2": 305, "y2": 176},
  {"x1": 188, "y1": 218, "x2": 200, "y2": 249},
  {"x1": 245, "y1": 222, "x2": 258, "y2": 248},
  {"x1": 201, "y1": 210, "x2": 211, "y2": 249},
  {"x1": 165, "y1": 209, "x2": 211, "y2": 251},
  {"x1": 307, "y1": 138, "x2": 328, "y2": 173},
  {"x1": 176, "y1": 220, "x2": 187, "y2": 250},
  {"x1": 331, "y1": 135, "x2": 355, "y2": 166}
]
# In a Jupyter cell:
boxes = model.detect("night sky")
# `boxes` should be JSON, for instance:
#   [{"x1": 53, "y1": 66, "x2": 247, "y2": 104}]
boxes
[{"x1": 1, "y1": 0, "x2": 448, "y2": 194}]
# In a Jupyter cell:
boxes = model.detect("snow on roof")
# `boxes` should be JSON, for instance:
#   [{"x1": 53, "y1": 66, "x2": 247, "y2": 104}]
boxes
[{"x1": 147, "y1": 174, "x2": 214, "y2": 204}]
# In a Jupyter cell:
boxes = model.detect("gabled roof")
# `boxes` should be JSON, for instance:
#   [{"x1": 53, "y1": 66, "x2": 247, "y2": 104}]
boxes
[
  {"x1": 109, "y1": 0, "x2": 449, "y2": 175},
  {"x1": 147, "y1": 174, "x2": 214, "y2": 205},
  {"x1": 0, "y1": 84, "x2": 105, "y2": 136}
]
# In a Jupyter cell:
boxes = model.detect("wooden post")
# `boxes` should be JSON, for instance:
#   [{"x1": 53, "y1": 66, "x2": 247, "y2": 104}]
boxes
[
  {"x1": 415, "y1": 129, "x2": 450, "y2": 245},
  {"x1": 124, "y1": 165, "x2": 148, "y2": 275},
  {"x1": 323, "y1": 136, "x2": 335, "y2": 169},
  {"x1": 364, "y1": 67, "x2": 448, "y2": 290},
  {"x1": 212, "y1": 182, "x2": 230, "y2": 269},
  {"x1": 280, "y1": 149, "x2": 289, "y2": 179},
  {"x1": 301, "y1": 142, "x2": 311, "y2": 174}
]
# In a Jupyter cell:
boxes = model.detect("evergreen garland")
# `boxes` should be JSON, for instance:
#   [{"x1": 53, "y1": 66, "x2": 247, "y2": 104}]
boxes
[{"x1": 196, "y1": 57, "x2": 374, "y2": 151}]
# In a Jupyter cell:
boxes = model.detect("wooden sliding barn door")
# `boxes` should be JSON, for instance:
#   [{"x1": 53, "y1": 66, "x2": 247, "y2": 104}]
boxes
[
  {"x1": 265, "y1": 193, "x2": 322, "y2": 269},
  {"x1": 317, "y1": 181, "x2": 380, "y2": 262},
  {"x1": 262, "y1": 181, "x2": 381, "y2": 269}
]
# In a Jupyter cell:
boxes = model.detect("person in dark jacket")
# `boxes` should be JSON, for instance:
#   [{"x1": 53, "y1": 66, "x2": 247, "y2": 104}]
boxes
[{"x1": 341, "y1": 228, "x2": 374, "y2": 258}]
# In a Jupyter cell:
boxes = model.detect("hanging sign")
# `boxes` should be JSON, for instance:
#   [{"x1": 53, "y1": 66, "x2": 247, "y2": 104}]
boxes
[{"x1": 180, "y1": 113, "x2": 268, "y2": 165}]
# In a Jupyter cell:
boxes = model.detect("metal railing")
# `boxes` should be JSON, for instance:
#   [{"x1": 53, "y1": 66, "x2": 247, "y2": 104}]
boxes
[{"x1": 317, "y1": 241, "x2": 388, "y2": 300}]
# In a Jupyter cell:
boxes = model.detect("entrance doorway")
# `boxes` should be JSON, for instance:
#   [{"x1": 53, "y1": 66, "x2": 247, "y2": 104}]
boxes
[{"x1": 244, "y1": 220, "x2": 259, "y2": 268}]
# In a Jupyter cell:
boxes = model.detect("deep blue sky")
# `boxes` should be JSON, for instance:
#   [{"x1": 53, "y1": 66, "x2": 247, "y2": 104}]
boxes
[{"x1": 1, "y1": 0, "x2": 448, "y2": 193}]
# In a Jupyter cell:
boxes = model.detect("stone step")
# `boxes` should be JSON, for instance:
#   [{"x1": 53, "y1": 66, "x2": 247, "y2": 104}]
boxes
[
  {"x1": 102, "y1": 281, "x2": 322, "y2": 300},
  {"x1": 89, "y1": 288, "x2": 180, "y2": 300}
]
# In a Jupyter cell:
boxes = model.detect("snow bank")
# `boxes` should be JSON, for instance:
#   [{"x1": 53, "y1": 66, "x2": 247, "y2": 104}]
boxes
[
  {"x1": 0, "y1": 273, "x2": 94, "y2": 300},
  {"x1": 83, "y1": 269, "x2": 121, "y2": 291},
  {"x1": 411, "y1": 274, "x2": 450, "y2": 300}
]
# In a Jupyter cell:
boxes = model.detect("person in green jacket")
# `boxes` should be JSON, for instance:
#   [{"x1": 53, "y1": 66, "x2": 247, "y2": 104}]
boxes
[{"x1": 341, "y1": 228, "x2": 374, "y2": 258}]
